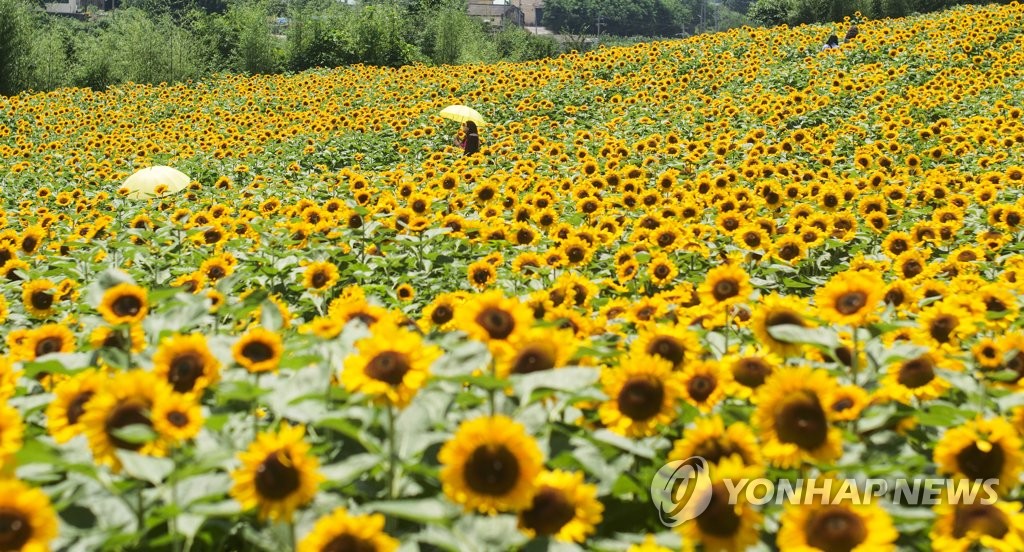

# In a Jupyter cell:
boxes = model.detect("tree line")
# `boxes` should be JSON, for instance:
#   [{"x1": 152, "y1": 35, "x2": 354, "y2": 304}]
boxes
[{"x1": 0, "y1": 0, "x2": 559, "y2": 95}]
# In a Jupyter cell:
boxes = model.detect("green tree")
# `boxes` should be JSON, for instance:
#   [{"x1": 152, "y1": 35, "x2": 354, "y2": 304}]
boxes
[
  {"x1": 0, "y1": 0, "x2": 34, "y2": 95},
  {"x1": 225, "y1": 0, "x2": 283, "y2": 74}
]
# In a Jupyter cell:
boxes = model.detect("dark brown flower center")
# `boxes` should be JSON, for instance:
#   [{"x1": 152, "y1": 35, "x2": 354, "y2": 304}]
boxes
[
  {"x1": 311, "y1": 271, "x2": 329, "y2": 289},
  {"x1": 106, "y1": 403, "x2": 152, "y2": 450},
  {"x1": 834, "y1": 292, "x2": 867, "y2": 315},
  {"x1": 475, "y1": 307, "x2": 516, "y2": 340},
  {"x1": 687, "y1": 375, "x2": 717, "y2": 403},
  {"x1": 902, "y1": 260, "x2": 922, "y2": 278},
  {"x1": 520, "y1": 486, "x2": 576, "y2": 536},
  {"x1": 321, "y1": 534, "x2": 376, "y2": 552},
  {"x1": 0, "y1": 509, "x2": 32, "y2": 551},
  {"x1": 168, "y1": 354, "x2": 204, "y2": 393},
  {"x1": 167, "y1": 411, "x2": 190, "y2": 428},
  {"x1": 255, "y1": 451, "x2": 301, "y2": 500},
  {"x1": 712, "y1": 279, "x2": 740, "y2": 302},
  {"x1": 617, "y1": 377, "x2": 665, "y2": 421},
  {"x1": 779, "y1": 244, "x2": 801, "y2": 260},
  {"x1": 692, "y1": 438, "x2": 747, "y2": 466},
  {"x1": 430, "y1": 305, "x2": 454, "y2": 325},
  {"x1": 35, "y1": 336, "x2": 64, "y2": 357},
  {"x1": 646, "y1": 336, "x2": 685, "y2": 366},
  {"x1": 472, "y1": 268, "x2": 492, "y2": 285},
  {"x1": 805, "y1": 506, "x2": 867, "y2": 552},
  {"x1": 733, "y1": 358, "x2": 771, "y2": 389},
  {"x1": 832, "y1": 398, "x2": 855, "y2": 412},
  {"x1": 952, "y1": 503, "x2": 1010, "y2": 539},
  {"x1": 696, "y1": 482, "x2": 741, "y2": 537},
  {"x1": 31, "y1": 290, "x2": 54, "y2": 311},
  {"x1": 955, "y1": 441, "x2": 1005, "y2": 482},
  {"x1": 566, "y1": 246, "x2": 586, "y2": 263},
  {"x1": 112, "y1": 294, "x2": 142, "y2": 317},
  {"x1": 884, "y1": 288, "x2": 905, "y2": 306},
  {"x1": 654, "y1": 264, "x2": 671, "y2": 279},
  {"x1": 774, "y1": 391, "x2": 828, "y2": 450},
  {"x1": 365, "y1": 351, "x2": 410, "y2": 386},
  {"x1": 241, "y1": 341, "x2": 275, "y2": 363},
  {"x1": 67, "y1": 391, "x2": 94, "y2": 425},
  {"x1": 463, "y1": 445, "x2": 520, "y2": 496},
  {"x1": 512, "y1": 346, "x2": 555, "y2": 374},
  {"x1": 898, "y1": 357, "x2": 935, "y2": 388},
  {"x1": 929, "y1": 315, "x2": 957, "y2": 343}
]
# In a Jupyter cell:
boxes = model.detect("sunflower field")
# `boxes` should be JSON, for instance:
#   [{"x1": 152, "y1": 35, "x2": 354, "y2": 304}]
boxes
[{"x1": 3, "y1": 2, "x2": 1024, "y2": 551}]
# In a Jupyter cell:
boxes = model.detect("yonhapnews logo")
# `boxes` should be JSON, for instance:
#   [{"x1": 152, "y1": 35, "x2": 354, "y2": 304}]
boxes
[
  {"x1": 650, "y1": 456, "x2": 712, "y2": 527},
  {"x1": 651, "y1": 456, "x2": 1000, "y2": 527}
]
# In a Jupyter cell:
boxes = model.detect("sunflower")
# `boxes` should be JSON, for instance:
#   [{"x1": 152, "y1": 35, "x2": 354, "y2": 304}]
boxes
[
  {"x1": 599, "y1": 353, "x2": 684, "y2": 438},
  {"x1": 171, "y1": 272, "x2": 205, "y2": 293},
  {"x1": 878, "y1": 351, "x2": 951, "y2": 404},
  {"x1": 749, "y1": 294, "x2": 814, "y2": 357},
  {"x1": 517, "y1": 470, "x2": 603, "y2": 543},
  {"x1": 0, "y1": 478, "x2": 59, "y2": 552},
  {"x1": 679, "y1": 456, "x2": 763, "y2": 552},
  {"x1": 15, "y1": 324, "x2": 76, "y2": 362},
  {"x1": 931, "y1": 497, "x2": 1024, "y2": 552},
  {"x1": 46, "y1": 368, "x2": 105, "y2": 444},
  {"x1": 697, "y1": 264, "x2": 752, "y2": 308},
  {"x1": 815, "y1": 271, "x2": 885, "y2": 327},
  {"x1": 297, "y1": 507, "x2": 399, "y2": 552},
  {"x1": 455, "y1": 290, "x2": 533, "y2": 345},
  {"x1": 152, "y1": 392, "x2": 203, "y2": 443},
  {"x1": 777, "y1": 495, "x2": 897, "y2": 552},
  {"x1": 395, "y1": 283, "x2": 415, "y2": 302},
  {"x1": 230, "y1": 423, "x2": 322, "y2": 522},
  {"x1": 81, "y1": 370, "x2": 172, "y2": 469},
  {"x1": 0, "y1": 402, "x2": 24, "y2": 470},
  {"x1": 467, "y1": 259, "x2": 497, "y2": 290},
  {"x1": 21, "y1": 279, "x2": 57, "y2": 318},
  {"x1": 438, "y1": 415, "x2": 544, "y2": 514},
  {"x1": 935, "y1": 417, "x2": 1023, "y2": 495},
  {"x1": 669, "y1": 416, "x2": 761, "y2": 468},
  {"x1": 302, "y1": 261, "x2": 339, "y2": 293},
  {"x1": 646, "y1": 254, "x2": 679, "y2": 287},
  {"x1": 152, "y1": 334, "x2": 221, "y2": 394},
  {"x1": 630, "y1": 323, "x2": 700, "y2": 370},
  {"x1": 493, "y1": 327, "x2": 576, "y2": 378},
  {"x1": 89, "y1": 324, "x2": 146, "y2": 353},
  {"x1": 232, "y1": 328, "x2": 284, "y2": 374},
  {"x1": 342, "y1": 322, "x2": 440, "y2": 408},
  {"x1": 95, "y1": 282, "x2": 149, "y2": 325},
  {"x1": 419, "y1": 292, "x2": 465, "y2": 332},
  {"x1": 915, "y1": 302, "x2": 976, "y2": 350},
  {"x1": 0, "y1": 358, "x2": 15, "y2": 401},
  {"x1": 679, "y1": 360, "x2": 731, "y2": 413},
  {"x1": 827, "y1": 384, "x2": 870, "y2": 422},
  {"x1": 752, "y1": 367, "x2": 843, "y2": 468}
]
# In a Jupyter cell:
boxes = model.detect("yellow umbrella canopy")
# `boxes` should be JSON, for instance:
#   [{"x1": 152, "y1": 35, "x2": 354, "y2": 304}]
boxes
[
  {"x1": 120, "y1": 166, "x2": 191, "y2": 200},
  {"x1": 439, "y1": 105, "x2": 486, "y2": 126}
]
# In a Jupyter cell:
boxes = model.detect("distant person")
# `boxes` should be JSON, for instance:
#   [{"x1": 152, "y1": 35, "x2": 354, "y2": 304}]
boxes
[
  {"x1": 822, "y1": 34, "x2": 840, "y2": 51},
  {"x1": 845, "y1": 25, "x2": 859, "y2": 42},
  {"x1": 456, "y1": 121, "x2": 480, "y2": 156}
]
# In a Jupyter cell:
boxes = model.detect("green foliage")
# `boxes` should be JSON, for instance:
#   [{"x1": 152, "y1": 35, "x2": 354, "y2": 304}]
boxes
[
  {"x1": 493, "y1": 26, "x2": 559, "y2": 62},
  {"x1": 749, "y1": 0, "x2": 792, "y2": 25},
  {"x1": 286, "y1": 1, "x2": 358, "y2": 71},
  {"x1": 353, "y1": 1, "x2": 423, "y2": 67},
  {"x1": 26, "y1": 19, "x2": 73, "y2": 91},
  {"x1": 225, "y1": 0, "x2": 283, "y2": 74},
  {"x1": 542, "y1": 0, "x2": 692, "y2": 37},
  {"x1": 0, "y1": 0, "x2": 34, "y2": 95}
]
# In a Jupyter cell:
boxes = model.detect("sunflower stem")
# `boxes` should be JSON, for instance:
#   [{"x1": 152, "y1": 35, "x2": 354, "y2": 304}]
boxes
[
  {"x1": 253, "y1": 372, "x2": 262, "y2": 439},
  {"x1": 851, "y1": 325, "x2": 861, "y2": 435},
  {"x1": 288, "y1": 521, "x2": 297, "y2": 552},
  {"x1": 723, "y1": 306, "x2": 731, "y2": 355},
  {"x1": 387, "y1": 403, "x2": 398, "y2": 500},
  {"x1": 135, "y1": 483, "x2": 146, "y2": 540},
  {"x1": 171, "y1": 454, "x2": 182, "y2": 552}
]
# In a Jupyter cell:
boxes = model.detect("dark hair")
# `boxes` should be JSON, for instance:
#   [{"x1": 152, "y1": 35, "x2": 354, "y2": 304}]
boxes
[
  {"x1": 844, "y1": 25, "x2": 859, "y2": 41},
  {"x1": 464, "y1": 121, "x2": 480, "y2": 156},
  {"x1": 826, "y1": 34, "x2": 839, "y2": 47}
]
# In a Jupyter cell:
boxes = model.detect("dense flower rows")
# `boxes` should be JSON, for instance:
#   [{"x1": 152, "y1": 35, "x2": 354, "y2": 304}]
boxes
[{"x1": 3, "y1": 3, "x2": 1024, "y2": 551}]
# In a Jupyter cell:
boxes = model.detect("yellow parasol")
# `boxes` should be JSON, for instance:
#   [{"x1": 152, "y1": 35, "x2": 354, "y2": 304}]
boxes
[
  {"x1": 439, "y1": 105, "x2": 486, "y2": 126},
  {"x1": 120, "y1": 166, "x2": 191, "y2": 200}
]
